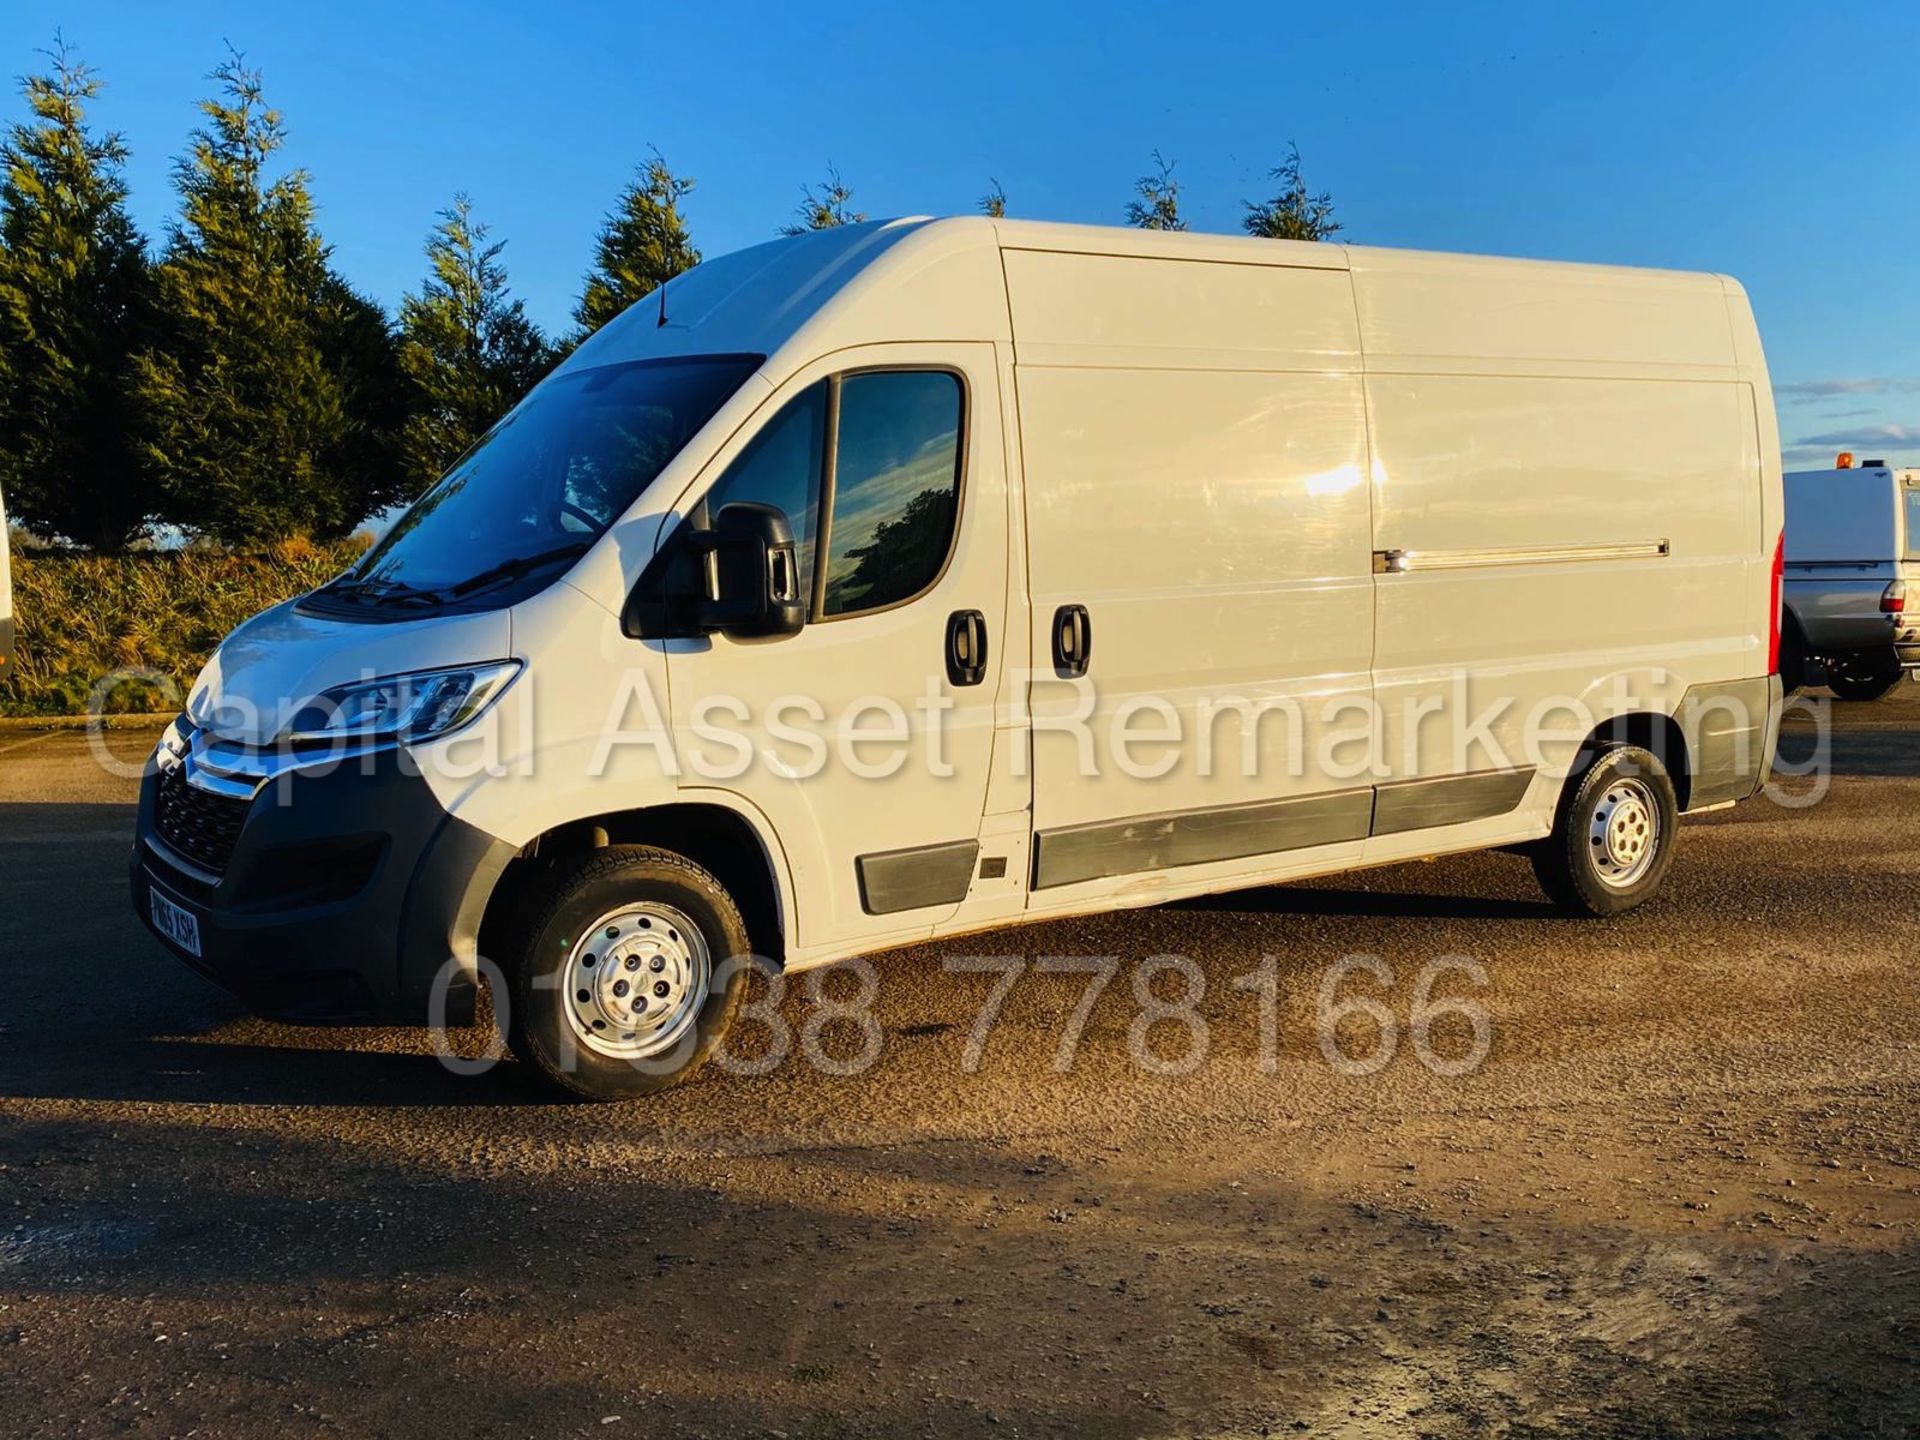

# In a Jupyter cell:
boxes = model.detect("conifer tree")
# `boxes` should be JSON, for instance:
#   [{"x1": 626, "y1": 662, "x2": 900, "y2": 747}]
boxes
[
  {"x1": 1243, "y1": 143, "x2": 1341, "y2": 242},
  {"x1": 0, "y1": 41, "x2": 155, "y2": 549},
  {"x1": 574, "y1": 149, "x2": 699, "y2": 338},
  {"x1": 134, "y1": 53, "x2": 362, "y2": 545},
  {"x1": 780, "y1": 166, "x2": 864, "y2": 235},
  {"x1": 1126, "y1": 150, "x2": 1186, "y2": 231},
  {"x1": 315, "y1": 270, "x2": 412, "y2": 531},
  {"x1": 398, "y1": 194, "x2": 551, "y2": 488}
]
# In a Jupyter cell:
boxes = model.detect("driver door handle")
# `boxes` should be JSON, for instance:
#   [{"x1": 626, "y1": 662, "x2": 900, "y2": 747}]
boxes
[{"x1": 946, "y1": 609, "x2": 989, "y2": 687}]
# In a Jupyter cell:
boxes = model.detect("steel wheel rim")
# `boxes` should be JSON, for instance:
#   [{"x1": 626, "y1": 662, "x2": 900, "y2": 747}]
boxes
[
  {"x1": 1588, "y1": 776, "x2": 1660, "y2": 889},
  {"x1": 563, "y1": 902, "x2": 711, "y2": 1060}
]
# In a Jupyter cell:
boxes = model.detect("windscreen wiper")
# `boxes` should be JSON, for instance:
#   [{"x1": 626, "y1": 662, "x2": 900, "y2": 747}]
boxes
[
  {"x1": 443, "y1": 542, "x2": 592, "y2": 601},
  {"x1": 320, "y1": 575, "x2": 441, "y2": 608}
]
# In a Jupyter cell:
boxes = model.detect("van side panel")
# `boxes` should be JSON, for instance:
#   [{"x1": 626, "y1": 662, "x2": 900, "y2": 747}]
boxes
[
  {"x1": 1004, "y1": 249, "x2": 1358, "y2": 372},
  {"x1": 1006, "y1": 250, "x2": 1376, "y2": 897},
  {"x1": 1365, "y1": 374, "x2": 1758, "y2": 766},
  {"x1": 1353, "y1": 250, "x2": 1763, "y2": 850},
  {"x1": 1350, "y1": 248, "x2": 1738, "y2": 373}
]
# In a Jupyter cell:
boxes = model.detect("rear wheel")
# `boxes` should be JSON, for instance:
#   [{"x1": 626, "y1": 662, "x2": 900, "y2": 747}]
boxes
[
  {"x1": 507, "y1": 845, "x2": 753, "y2": 1101},
  {"x1": 1825, "y1": 649, "x2": 1903, "y2": 703},
  {"x1": 1531, "y1": 743, "x2": 1679, "y2": 917}
]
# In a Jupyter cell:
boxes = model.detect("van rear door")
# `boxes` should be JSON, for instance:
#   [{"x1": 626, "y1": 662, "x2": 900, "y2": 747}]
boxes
[{"x1": 1007, "y1": 249, "x2": 1378, "y2": 905}]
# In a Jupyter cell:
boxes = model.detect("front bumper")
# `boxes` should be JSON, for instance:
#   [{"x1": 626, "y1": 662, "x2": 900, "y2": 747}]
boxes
[{"x1": 131, "y1": 746, "x2": 516, "y2": 1025}]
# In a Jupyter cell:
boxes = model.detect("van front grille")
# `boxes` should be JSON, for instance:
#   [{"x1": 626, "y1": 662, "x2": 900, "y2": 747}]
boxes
[{"x1": 154, "y1": 764, "x2": 252, "y2": 875}]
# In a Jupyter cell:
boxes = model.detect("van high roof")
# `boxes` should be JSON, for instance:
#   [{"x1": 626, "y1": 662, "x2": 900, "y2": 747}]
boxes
[{"x1": 560, "y1": 215, "x2": 1752, "y2": 386}]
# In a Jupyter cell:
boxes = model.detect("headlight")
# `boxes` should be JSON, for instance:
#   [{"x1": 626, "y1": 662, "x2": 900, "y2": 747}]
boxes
[{"x1": 282, "y1": 662, "x2": 521, "y2": 746}]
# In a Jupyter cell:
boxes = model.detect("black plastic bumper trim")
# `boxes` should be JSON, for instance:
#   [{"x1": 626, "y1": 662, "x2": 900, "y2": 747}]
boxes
[
  {"x1": 130, "y1": 749, "x2": 515, "y2": 1026},
  {"x1": 1033, "y1": 787, "x2": 1373, "y2": 891},
  {"x1": 856, "y1": 838, "x2": 980, "y2": 914}
]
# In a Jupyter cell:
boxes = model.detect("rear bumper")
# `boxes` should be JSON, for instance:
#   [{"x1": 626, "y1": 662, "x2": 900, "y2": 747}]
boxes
[
  {"x1": 1786, "y1": 580, "x2": 1909, "y2": 657},
  {"x1": 1801, "y1": 616, "x2": 1898, "y2": 652},
  {"x1": 130, "y1": 747, "x2": 516, "y2": 1025},
  {"x1": 1893, "y1": 623, "x2": 1920, "y2": 668}
]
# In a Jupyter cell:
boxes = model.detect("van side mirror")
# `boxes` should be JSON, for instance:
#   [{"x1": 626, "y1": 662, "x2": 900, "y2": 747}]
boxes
[
  {"x1": 691, "y1": 502, "x2": 806, "y2": 638},
  {"x1": 623, "y1": 502, "x2": 806, "y2": 640}
]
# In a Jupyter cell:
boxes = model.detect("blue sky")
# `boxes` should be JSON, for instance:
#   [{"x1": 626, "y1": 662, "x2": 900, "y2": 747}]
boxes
[{"x1": 5, "y1": 0, "x2": 1918, "y2": 468}]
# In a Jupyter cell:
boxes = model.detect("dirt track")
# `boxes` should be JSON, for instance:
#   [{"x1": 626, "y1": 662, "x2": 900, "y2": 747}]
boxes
[{"x1": 0, "y1": 696, "x2": 1915, "y2": 1438}]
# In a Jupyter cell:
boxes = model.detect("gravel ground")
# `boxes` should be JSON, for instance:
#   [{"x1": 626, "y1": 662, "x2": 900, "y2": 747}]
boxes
[{"x1": 0, "y1": 693, "x2": 1915, "y2": 1438}]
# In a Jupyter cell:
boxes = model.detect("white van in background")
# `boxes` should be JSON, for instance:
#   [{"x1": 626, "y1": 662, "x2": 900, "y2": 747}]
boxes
[
  {"x1": 133, "y1": 218, "x2": 1785, "y2": 1100},
  {"x1": 1781, "y1": 455, "x2": 1920, "y2": 699}
]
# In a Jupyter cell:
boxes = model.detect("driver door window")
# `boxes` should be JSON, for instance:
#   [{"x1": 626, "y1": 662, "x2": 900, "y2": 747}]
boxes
[
  {"x1": 701, "y1": 381, "x2": 827, "y2": 603},
  {"x1": 699, "y1": 369, "x2": 964, "y2": 622},
  {"x1": 820, "y1": 371, "x2": 963, "y2": 618}
]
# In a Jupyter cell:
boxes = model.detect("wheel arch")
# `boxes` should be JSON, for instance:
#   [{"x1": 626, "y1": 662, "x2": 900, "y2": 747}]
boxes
[
  {"x1": 1570, "y1": 710, "x2": 1694, "y2": 812},
  {"x1": 478, "y1": 794, "x2": 794, "y2": 972}
]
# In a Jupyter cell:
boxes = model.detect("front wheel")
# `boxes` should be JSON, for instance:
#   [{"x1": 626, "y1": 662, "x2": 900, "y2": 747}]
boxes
[
  {"x1": 1531, "y1": 744, "x2": 1679, "y2": 917},
  {"x1": 507, "y1": 845, "x2": 753, "y2": 1100},
  {"x1": 1825, "y1": 649, "x2": 1903, "y2": 703}
]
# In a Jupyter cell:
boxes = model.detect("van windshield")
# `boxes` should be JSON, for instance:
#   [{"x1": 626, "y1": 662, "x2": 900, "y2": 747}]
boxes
[{"x1": 314, "y1": 354, "x2": 759, "y2": 615}]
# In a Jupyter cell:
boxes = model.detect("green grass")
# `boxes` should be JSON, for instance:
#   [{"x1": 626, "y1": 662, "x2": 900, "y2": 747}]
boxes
[{"x1": 1, "y1": 538, "x2": 368, "y2": 717}]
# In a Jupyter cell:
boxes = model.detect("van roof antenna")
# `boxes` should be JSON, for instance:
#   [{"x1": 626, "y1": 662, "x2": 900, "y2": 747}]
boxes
[{"x1": 657, "y1": 278, "x2": 669, "y2": 329}]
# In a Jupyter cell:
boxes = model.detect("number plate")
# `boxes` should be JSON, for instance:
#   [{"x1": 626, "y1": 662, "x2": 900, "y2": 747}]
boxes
[{"x1": 149, "y1": 889, "x2": 202, "y2": 959}]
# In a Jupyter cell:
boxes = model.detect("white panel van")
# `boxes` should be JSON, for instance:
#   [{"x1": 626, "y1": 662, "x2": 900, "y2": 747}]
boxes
[
  {"x1": 133, "y1": 219, "x2": 1785, "y2": 1100},
  {"x1": 1780, "y1": 457, "x2": 1920, "y2": 699}
]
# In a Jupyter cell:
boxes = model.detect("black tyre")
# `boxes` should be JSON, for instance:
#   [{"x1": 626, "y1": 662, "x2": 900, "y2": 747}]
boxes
[
  {"x1": 507, "y1": 845, "x2": 753, "y2": 1101},
  {"x1": 1825, "y1": 649, "x2": 1903, "y2": 703},
  {"x1": 1530, "y1": 743, "x2": 1679, "y2": 917}
]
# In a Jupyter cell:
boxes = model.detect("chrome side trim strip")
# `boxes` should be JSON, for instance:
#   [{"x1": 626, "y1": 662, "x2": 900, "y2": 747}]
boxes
[{"x1": 1374, "y1": 539, "x2": 1669, "y2": 574}]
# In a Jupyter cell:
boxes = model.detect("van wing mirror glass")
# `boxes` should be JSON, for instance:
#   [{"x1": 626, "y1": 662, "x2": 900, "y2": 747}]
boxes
[{"x1": 690, "y1": 502, "x2": 806, "y2": 638}]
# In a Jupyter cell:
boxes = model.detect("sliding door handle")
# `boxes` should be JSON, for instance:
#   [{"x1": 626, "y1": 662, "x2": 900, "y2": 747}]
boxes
[{"x1": 1051, "y1": 604, "x2": 1091, "y2": 678}]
